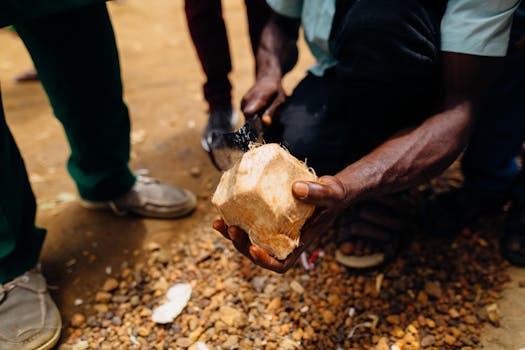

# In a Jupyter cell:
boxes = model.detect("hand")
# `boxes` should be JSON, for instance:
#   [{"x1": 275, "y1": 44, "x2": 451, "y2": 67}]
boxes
[
  {"x1": 213, "y1": 175, "x2": 347, "y2": 273},
  {"x1": 241, "y1": 76, "x2": 286, "y2": 126}
]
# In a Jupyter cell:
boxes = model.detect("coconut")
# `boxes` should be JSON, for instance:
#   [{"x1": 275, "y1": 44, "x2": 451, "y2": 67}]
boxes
[{"x1": 212, "y1": 143, "x2": 317, "y2": 260}]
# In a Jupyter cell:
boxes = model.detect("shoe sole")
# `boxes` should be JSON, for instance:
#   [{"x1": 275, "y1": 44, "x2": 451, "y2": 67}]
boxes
[
  {"x1": 34, "y1": 319, "x2": 61, "y2": 350},
  {"x1": 201, "y1": 111, "x2": 239, "y2": 153},
  {"x1": 335, "y1": 250, "x2": 385, "y2": 269},
  {"x1": 80, "y1": 190, "x2": 197, "y2": 219}
]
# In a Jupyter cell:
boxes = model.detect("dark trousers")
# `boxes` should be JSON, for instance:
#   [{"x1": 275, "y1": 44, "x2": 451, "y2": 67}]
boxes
[
  {"x1": 461, "y1": 55, "x2": 525, "y2": 202},
  {"x1": 184, "y1": 0, "x2": 271, "y2": 110},
  {"x1": 0, "y1": 3, "x2": 135, "y2": 283},
  {"x1": 266, "y1": 0, "x2": 443, "y2": 176},
  {"x1": 461, "y1": 5, "x2": 525, "y2": 202}
]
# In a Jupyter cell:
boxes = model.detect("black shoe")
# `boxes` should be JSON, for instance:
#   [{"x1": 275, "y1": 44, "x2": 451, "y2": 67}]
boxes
[
  {"x1": 201, "y1": 108, "x2": 237, "y2": 152},
  {"x1": 420, "y1": 187, "x2": 507, "y2": 237}
]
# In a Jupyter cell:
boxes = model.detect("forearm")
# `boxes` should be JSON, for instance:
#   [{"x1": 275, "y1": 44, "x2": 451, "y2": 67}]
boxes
[
  {"x1": 337, "y1": 102, "x2": 473, "y2": 204},
  {"x1": 255, "y1": 14, "x2": 300, "y2": 80}
]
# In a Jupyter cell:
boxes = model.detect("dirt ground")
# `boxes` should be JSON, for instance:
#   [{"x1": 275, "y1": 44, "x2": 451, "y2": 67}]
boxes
[{"x1": 1, "y1": 1, "x2": 524, "y2": 349}]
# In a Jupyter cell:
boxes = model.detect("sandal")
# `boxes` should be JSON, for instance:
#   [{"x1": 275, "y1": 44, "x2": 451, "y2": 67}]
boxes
[
  {"x1": 501, "y1": 202, "x2": 525, "y2": 266},
  {"x1": 335, "y1": 195, "x2": 409, "y2": 269}
]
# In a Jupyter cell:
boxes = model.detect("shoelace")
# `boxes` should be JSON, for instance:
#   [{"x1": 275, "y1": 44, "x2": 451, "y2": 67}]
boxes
[{"x1": 0, "y1": 274, "x2": 30, "y2": 294}]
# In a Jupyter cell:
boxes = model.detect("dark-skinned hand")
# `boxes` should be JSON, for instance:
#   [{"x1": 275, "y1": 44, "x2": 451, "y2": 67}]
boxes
[
  {"x1": 241, "y1": 75, "x2": 286, "y2": 126},
  {"x1": 212, "y1": 175, "x2": 347, "y2": 273}
]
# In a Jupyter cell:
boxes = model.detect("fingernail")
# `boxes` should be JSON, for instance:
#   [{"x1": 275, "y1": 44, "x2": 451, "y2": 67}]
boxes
[
  {"x1": 262, "y1": 114, "x2": 272, "y2": 126},
  {"x1": 293, "y1": 182, "x2": 309, "y2": 198}
]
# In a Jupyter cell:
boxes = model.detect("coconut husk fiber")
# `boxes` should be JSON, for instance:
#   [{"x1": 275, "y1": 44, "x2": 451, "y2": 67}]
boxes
[{"x1": 212, "y1": 144, "x2": 317, "y2": 260}]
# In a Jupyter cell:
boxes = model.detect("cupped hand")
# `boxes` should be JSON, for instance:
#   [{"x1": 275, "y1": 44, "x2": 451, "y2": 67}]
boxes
[
  {"x1": 213, "y1": 175, "x2": 348, "y2": 273},
  {"x1": 241, "y1": 76, "x2": 286, "y2": 126}
]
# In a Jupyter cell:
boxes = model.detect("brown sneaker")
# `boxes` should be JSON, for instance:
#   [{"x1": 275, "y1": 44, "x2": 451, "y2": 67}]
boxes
[
  {"x1": 0, "y1": 268, "x2": 61, "y2": 350},
  {"x1": 80, "y1": 175, "x2": 197, "y2": 219}
]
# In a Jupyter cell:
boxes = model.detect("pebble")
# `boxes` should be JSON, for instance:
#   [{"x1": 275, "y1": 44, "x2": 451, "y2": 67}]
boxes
[
  {"x1": 420, "y1": 335, "x2": 435, "y2": 347},
  {"x1": 101, "y1": 278, "x2": 119, "y2": 292},
  {"x1": 176, "y1": 337, "x2": 193, "y2": 348},
  {"x1": 424, "y1": 281, "x2": 443, "y2": 299},
  {"x1": 189, "y1": 166, "x2": 202, "y2": 178},
  {"x1": 70, "y1": 313, "x2": 85, "y2": 327},
  {"x1": 95, "y1": 292, "x2": 112, "y2": 303},
  {"x1": 290, "y1": 281, "x2": 305, "y2": 294},
  {"x1": 486, "y1": 303, "x2": 500, "y2": 325},
  {"x1": 219, "y1": 306, "x2": 247, "y2": 327},
  {"x1": 130, "y1": 295, "x2": 140, "y2": 306},
  {"x1": 278, "y1": 338, "x2": 297, "y2": 350},
  {"x1": 386, "y1": 315, "x2": 400, "y2": 325},
  {"x1": 444, "y1": 334, "x2": 456, "y2": 346},
  {"x1": 374, "y1": 337, "x2": 389, "y2": 350},
  {"x1": 221, "y1": 335, "x2": 239, "y2": 349}
]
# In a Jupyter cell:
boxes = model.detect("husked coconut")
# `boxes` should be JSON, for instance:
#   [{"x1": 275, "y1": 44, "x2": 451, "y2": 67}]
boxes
[{"x1": 212, "y1": 143, "x2": 317, "y2": 260}]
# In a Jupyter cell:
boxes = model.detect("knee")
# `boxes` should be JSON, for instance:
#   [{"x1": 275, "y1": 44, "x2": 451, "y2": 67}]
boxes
[{"x1": 332, "y1": 0, "x2": 441, "y2": 82}]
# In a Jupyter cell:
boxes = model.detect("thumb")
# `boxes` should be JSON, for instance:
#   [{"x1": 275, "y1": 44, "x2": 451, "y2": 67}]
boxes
[{"x1": 292, "y1": 179, "x2": 345, "y2": 207}]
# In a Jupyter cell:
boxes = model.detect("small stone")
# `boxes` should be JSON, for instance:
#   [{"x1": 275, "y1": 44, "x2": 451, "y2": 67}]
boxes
[
  {"x1": 444, "y1": 334, "x2": 456, "y2": 346},
  {"x1": 70, "y1": 313, "x2": 85, "y2": 327},
  {"x1": 219, "y1": 306, "x2": 247, "y2": 327},
  {"x1": 386, "y1": 315, "x2": 400, "y2": 325},
  {"x1": 374, "y1": 337, "x2": 389, "y2": 350},
  {"x1": 390, "y1": 327, "x2": 405, "y2": 338},
  {"x1": 426, "y1": 318, "x2": 436, "y2": 328},
  {"x1": 322, "y1": 310, "x2": 336, "y2": 324},
  {"x1": 221, "y1": 335, "x2": 239, "y2": 349},
  {"x1": 424, "y1": 281, "x2": 442, "y2": 299},
  {"x1": 449, "y1": 308, "x2": 460, "y2": 319},
  {"x1": 112, "y1": 316, "x2": 122, "y2": 326},
  {"x1": 190, "y1": 166, "x2": 202, "y2": 178},
  {"x1": 278, "y1": 338, "x2": 297, "y2": 350},
  {"x1": 176, "y1": 337, "x2": 193, "y2": 348},
  {"x1": 289, "y1": 281, "x2": 304, "y2": 294},
  {"x1": 94, "y1": 304, "x2": 109, "y2": 313},
  {"x1": 267, "y1": 297, "x2": 281, "y2": 311},
  {"x1": 251, "y1": 276, "x2": 266, "y2": 292},
  {"x1": 153, "y1": 251, "x2": 170, "y2": 264},
  {"x1": 486, "y1": 303, "x2": 500, "y2": 326},
  {"x1": 130, "y1": 295, "x2": 140, "y2": 306},
  {"x1": 95, "y1": 291, "x2": 112, "y2": 303},
  {"x1": 137, "y1": 326, "x2": 151, "y2": 337},
  {"x1": 146, "y1": 242, "x2": 161, "y2": 251},
  {"x1": 420, "y1": 335, "x2": 435, "y2": 347},
  {"x1": 102, "y1": 278, "x2": 119, "y2": 292}
]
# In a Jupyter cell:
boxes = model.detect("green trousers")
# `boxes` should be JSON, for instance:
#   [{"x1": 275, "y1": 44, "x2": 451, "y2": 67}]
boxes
[{"x1": 0, "y1": 3, "x2": 135, "y2": 283}]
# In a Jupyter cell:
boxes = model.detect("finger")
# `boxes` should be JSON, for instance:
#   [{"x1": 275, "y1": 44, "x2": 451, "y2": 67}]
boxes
[
  {"x1": 262, "y1": 114, "x2": 272, "y2": 126},
  {"x1": 242, "y1": 94, "x2": 270, "y2": 117},
  {"x1": 292, "y1": 181, "x2": 344, "y2": 207},
  {"x1": 263, "y1": 93, "x2": 286, "y2": 124},
  {"x1": 213, "y1": 219, "x2": 231, "y2": 240},
  {"x1": 249, "y1": 245, "x2": 289, "y2": 273},
  {"x1": 228, "y1": 226, "x2": 253, "y2": 256}
]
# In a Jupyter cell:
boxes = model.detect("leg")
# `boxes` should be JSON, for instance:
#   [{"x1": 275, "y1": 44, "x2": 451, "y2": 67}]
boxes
[
  {"x1": 14, "y1": 3, "x2": 135, "y2": 202},
  {"x1": 244, "y1": 0, "x2": 272, "y2": 56},
  {"x1": 184, "y1": 0, "x2": 232, "y2": 110},
  {"x1": 269, "y1": 0, "x2": 442, "y2": 268},
  {"x1": 462, "y1": 53, "x2": 525, "y2": 199},
  {"x1": 0, "y1": 90, "x2": 45, "y2": 284}
]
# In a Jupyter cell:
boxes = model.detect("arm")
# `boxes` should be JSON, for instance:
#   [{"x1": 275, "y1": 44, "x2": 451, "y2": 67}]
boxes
[
  {"x1": 242, "y1": 14, "x2": 300, "y2": 123},
  {"x1": 216, "y1": 53, "x2": 501, "y2": 273},
  {"x1": 299, "y1": 53, "x2": 500, "y2": 207}
]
